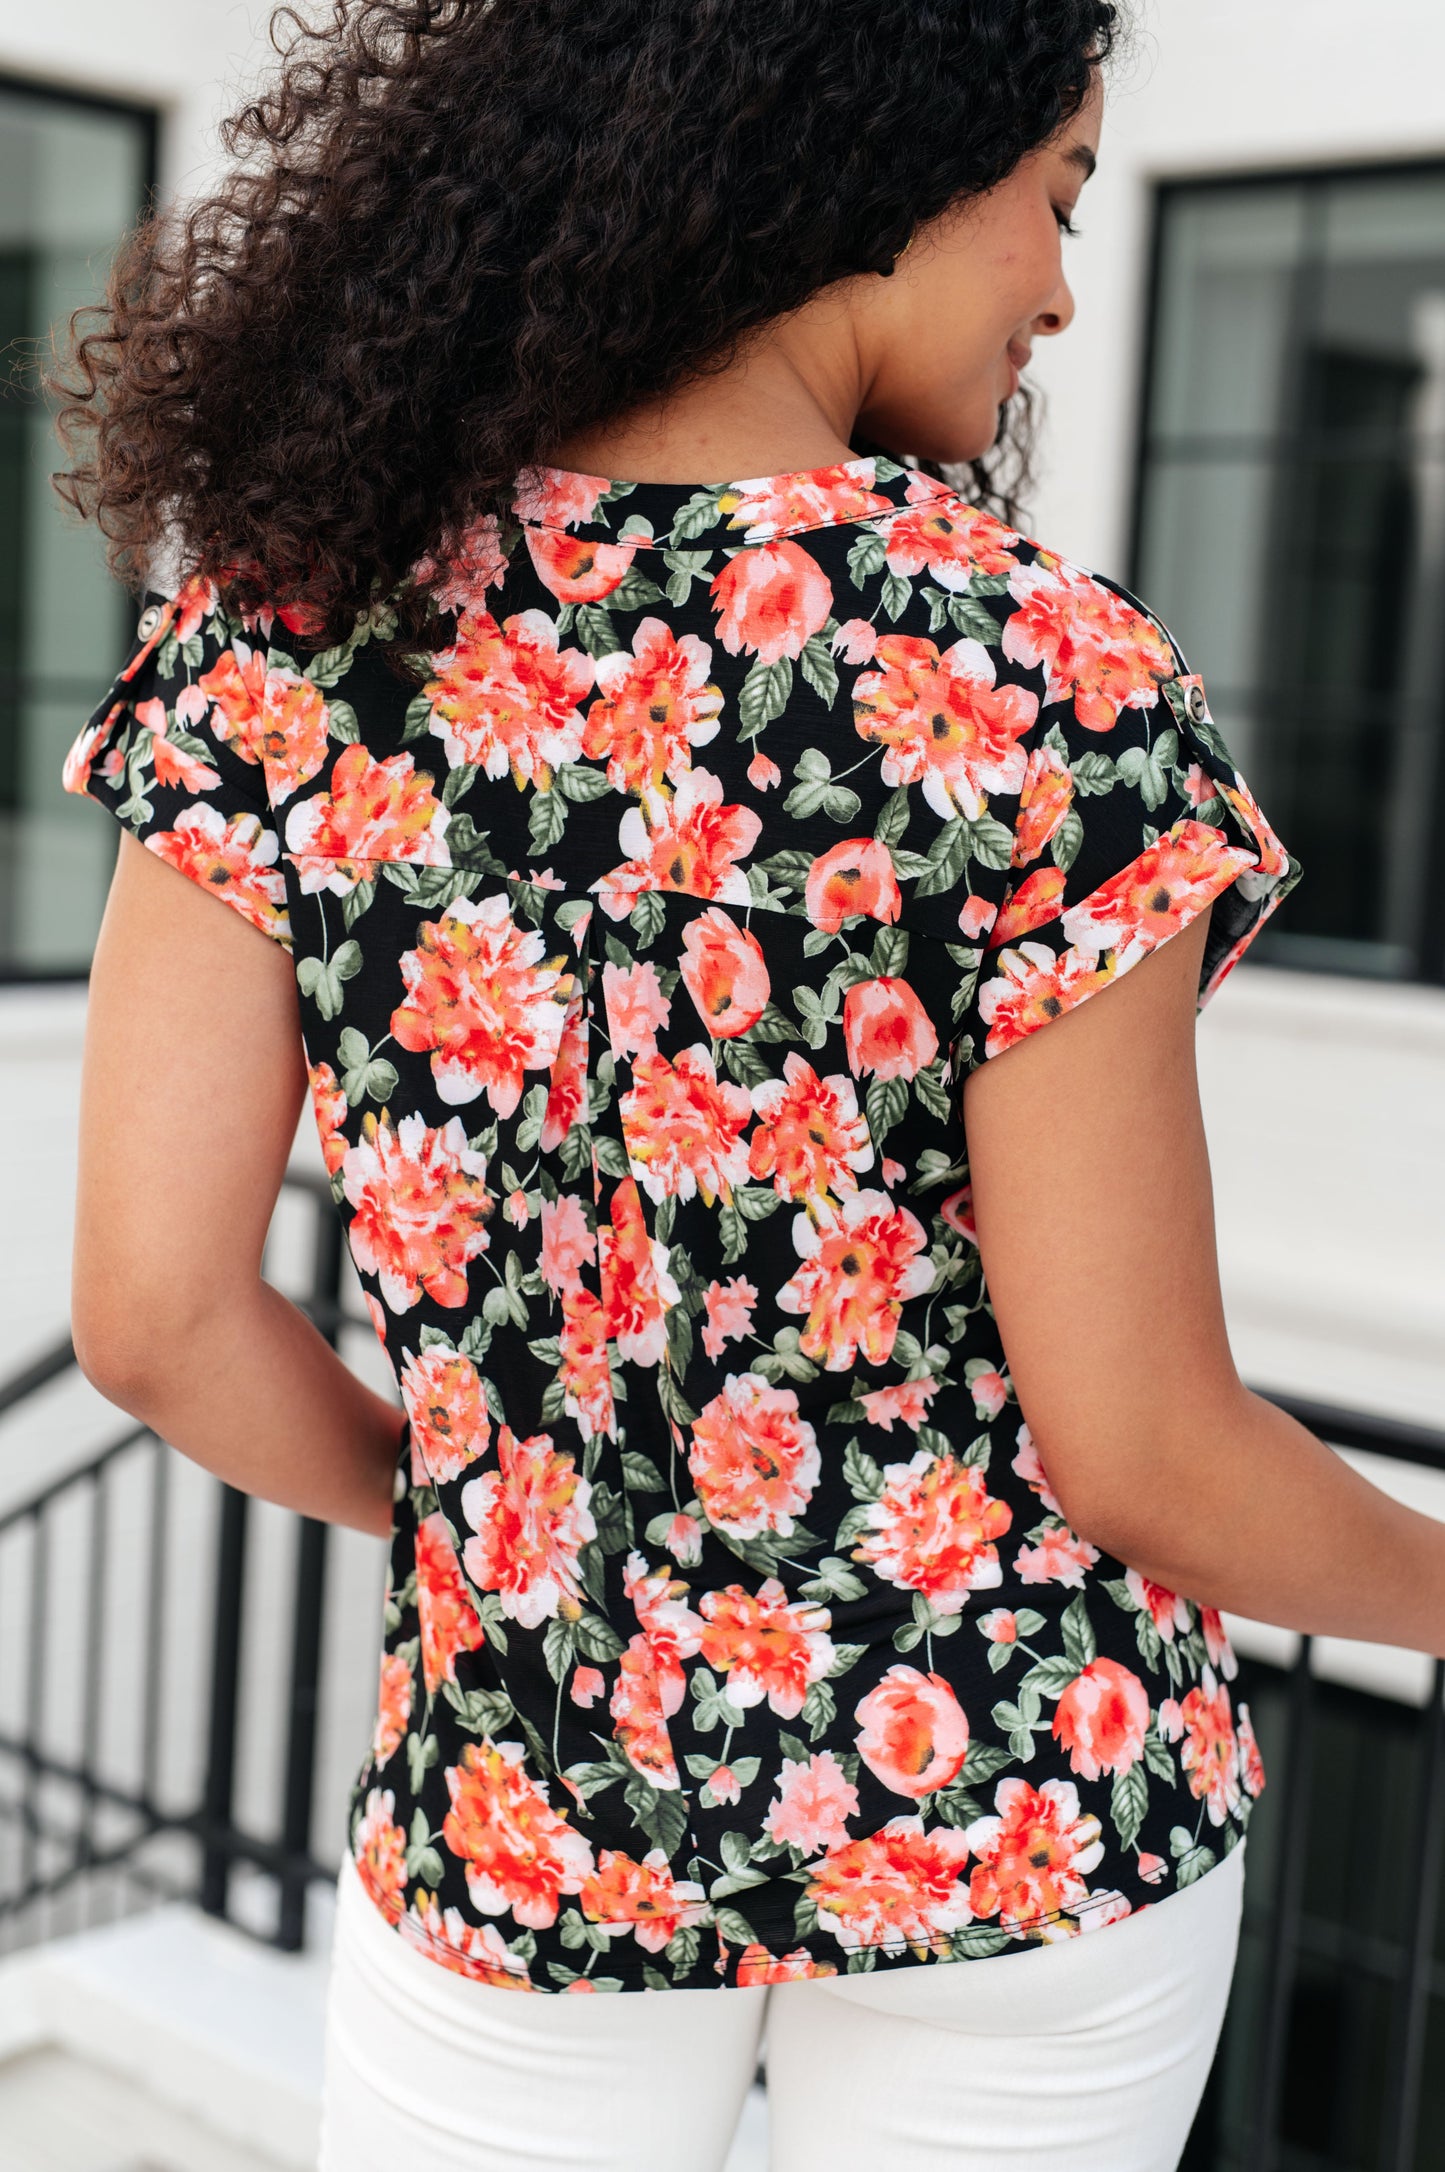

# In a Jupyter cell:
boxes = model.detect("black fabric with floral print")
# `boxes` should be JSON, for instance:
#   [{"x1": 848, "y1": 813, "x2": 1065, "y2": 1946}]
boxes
[{"x1": 66, "y1": 456, "x2": 1298, "y2": 1993}]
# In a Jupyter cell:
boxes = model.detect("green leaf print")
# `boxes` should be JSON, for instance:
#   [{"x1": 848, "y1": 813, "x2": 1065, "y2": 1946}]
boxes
[
  {"x1": 575, "y1": 604, "x2": 625, "y2": 658},
  {"x1": 1060, "y1": 1594, "x2": 1097, "y2": 1669},
  {"x1": 880, "y1": 570, "x2": 912, "y2": 620},
  {"x1": 946, "y1": 592, "x2": 1005, "y2": 646},
  {"x1": 798, "y1": 633, "x2": 840, "y2": 707},
  {"x1": 847, "y1": 530, "x2": 888, "y2": 584},
  {"x1": 738, "y1": 655, "x2": 793, "y2": 738},
  {"x1": 843, "y1": 1439, "x2": 884, "y2": 1500},
  {"x1": 528, "y1": 787, "x2": 568, "y2": 856},
  {"x1": 402, "y1": 689, "x2": 435, "y2": 742},
  {"x1": 1110, "y1": 1764, "x2": 1149, "y2": 1850}
]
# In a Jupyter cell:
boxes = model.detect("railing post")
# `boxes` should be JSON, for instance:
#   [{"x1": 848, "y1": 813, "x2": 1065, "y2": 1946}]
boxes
[
  {"x1": 1381, "y1": 1659, "x2": 1445, "y2": 2172},
  {"x1": 1244, "y1": 1637, "x2": 1315, "y2": 2172},
  {"x1": 274, "y1": 1195, "x2": 345, "y2": 1949},
  {"x1": 277, "y1": 1515, "x2": 328, "y2": 1950},
  {"x1": 200, "y1": 1483, "x2": 249, "y2": 1920}
]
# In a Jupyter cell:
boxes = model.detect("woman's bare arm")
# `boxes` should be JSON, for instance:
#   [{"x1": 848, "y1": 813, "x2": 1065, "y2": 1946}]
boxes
[
  {"x1": 71, "y1": 832, "x2": 401, "y2": 1537},
  {"x1": 963, "y1": 908, "x2": 1445, "y2": 1656}
]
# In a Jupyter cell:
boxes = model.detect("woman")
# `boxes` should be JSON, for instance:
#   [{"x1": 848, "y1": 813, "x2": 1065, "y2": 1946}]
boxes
[{"x1": 55, "y1": 3, "x2": 1445, "y2": 2168}]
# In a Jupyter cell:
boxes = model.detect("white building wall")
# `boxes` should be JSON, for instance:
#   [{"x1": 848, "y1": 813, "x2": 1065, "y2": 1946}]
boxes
[{"x1": 0, "y1": 0, "x2": 1441, "y2": 1818}]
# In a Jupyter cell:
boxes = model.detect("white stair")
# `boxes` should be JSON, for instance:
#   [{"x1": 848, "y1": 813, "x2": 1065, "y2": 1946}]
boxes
[{"x1": 0, "y1": 1897, "x2": 768, "y2": 2172}]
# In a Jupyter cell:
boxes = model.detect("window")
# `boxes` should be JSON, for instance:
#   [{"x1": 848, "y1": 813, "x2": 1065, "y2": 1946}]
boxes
[
  {"x1": 0, "y1": 80, "x2": 154, "y2": 979},
  {"x1": 1133, "y1": 166, "x2": 1445, "y2": 985}
]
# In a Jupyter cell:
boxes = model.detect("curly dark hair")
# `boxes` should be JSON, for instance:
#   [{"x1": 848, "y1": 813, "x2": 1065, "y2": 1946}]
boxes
[{"x1": 52, "y1": 0, "x2": 1117, "y2": 644}]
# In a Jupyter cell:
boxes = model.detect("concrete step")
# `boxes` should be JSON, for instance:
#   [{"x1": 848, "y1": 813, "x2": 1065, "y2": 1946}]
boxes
[
  {"x1": 0, "y1": 2044, "x2": 286, "y2": 2172},
  {"x1": 0, "y1": 1896, "x2": 768, "y2": 2172}
]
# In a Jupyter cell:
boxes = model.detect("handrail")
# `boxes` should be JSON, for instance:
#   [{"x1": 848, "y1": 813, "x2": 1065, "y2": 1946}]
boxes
[{"x1": 2, "y1": 1237, "x2": 1444, "y2": 2166}]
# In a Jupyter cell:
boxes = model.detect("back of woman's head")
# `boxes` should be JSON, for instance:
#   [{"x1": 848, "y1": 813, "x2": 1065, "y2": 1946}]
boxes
[{"x1": 53, "y1": 0, "x2": 1117, "y2": 642}]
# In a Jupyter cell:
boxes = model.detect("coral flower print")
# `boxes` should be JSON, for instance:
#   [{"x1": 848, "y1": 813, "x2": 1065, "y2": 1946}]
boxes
[
  {"x1": 414, "y1": 1512, "x2": 486, "y2": 1695},
  {"x1": 460, "y1": 1426, "x2": 596, "y2": 1629},
  {"x1": 854, "y1": 1666, "x2": 970, "y2": 1801},
  {"x1": 737, "y1": 1946, "x2": 838, "y2": 1987},
  {"x1": 699, "y1": 1581, "x2": 834, "y2": 1719},
  {"x1": 1015, "y1": 1525, "x2": 1099, "y2": 1588},
  {"x1": 679, "y1": 908, "x2": 770, "y2": 1039},
  {"x1": 145, "y1": 805, "x2": 290, "y2": 946},
  {"x1": 990, "y1": 865, "x2": 1067, "y2": 949},
  {"x1": 400, "y1": 1346, "x2": 492, "y2": 1483},
  {"x1": 341, "y1": 1111, "x2": 492, "y2": 1312},
  {"x1": 1125, "y1": 1570, "x2": 1193, "y2": 1643},
  {"x1": 66, "y1": 461, "x2": 1291, "y2": 1995},
  {"x1": 353, "y1": 1789, "x2": 407, "y2": 1925},
  {"x1": 539, "y1": 1192, "x2": 594, "y2": 1298},
  {"x1": 858, "y1": 1451, "x2": 1011, "y2": 1614},
  {"x1": 259, "y1": 668, "x2": 331, "y2": 801},
  {"x1": 598, "y1": 1179, "x2": 680, "y2": 1367},
  {"x1": 809, "y1": 1818, "x2": 974, "y2": 1958},
  {"x1": 1012, "y1": 744, "x2": 1075, "y2": 868},
  {"x1": 977, "y1": 941, "x2": 1114, "y2": 1060},
  {"x1": 595, "y1": 767, "x2": 761, "y2": 919},
  {"x1": 883, "y1": 477, "x2": 1021, "y2": 589},
  {"x1": 539, "y1": 994, "x2": 588, "y2": 1154},
  {"x1": 1051, "y1": 1659, "x2": 1150, "y2": 1783},
  {"x1": 1060, "y1": 821, "x2": 1255, "y2": 959},
  {"x1": 391, "y1": 894, "x2": 572, "y2": 1116},
  {"x1": 602, "y1": 958, "x2": 671, "y2": 1059},
  {"x1": 710, "y1": 538, "x2": 833, "y2": 665},
  {"x1": 525, "y1": 527, "x2": 636, "y2": 604},
  {"x1": 778, "y1": 1189, "x2": 933, "y2": 1370},
  {"x1": 853, "y1": 633, "x2": 1036, "y2": 818},
  {"x1": 196, "y1": 641, "x2": 267, "y2": 763},
  {"x1": 584, "y1": 619, "x2": 722, "y2": 794},
  {"x1": 967, "y1": 1776, "x2": 1105, "y2": 1930},
  {"x1": 858, "y1": 1378, "x2": 940, "y2": 1433},
  {"x1": 689, "y1": 1373, "x2": 821, "y2": 1539},
  {"x1": 420, "y1": 512, "x2": 508, "y2": 614},
  {"x1": 579, "y1": 1850, "x2": 707, "y2": 1952},
  {"x1": 1237, "y1": 1703, "x2": 1266, "y2": 1799},
  {"x1": 748, "y1": 1054, "x2": 872, "y2": 1202},
  {"x1": 285, "y1": 743, "x2": 450, "y2": 891},
  {"x1": 620, "y1": 1045, "x2": 752, "y2": 1206},
  {"x1": 842, "y1": 976, "x2": 939, "y2": 1082},
  {"x1": 557, "y1": 1286, "x2": 617, "y2": 1444},
  {"x1": 307, "y1": 1060, "x2": 349, "y2": 1176},
  {"x1": 372, "y1": 1653, "x2": 412, "y2": 1768},
  {"x1": 623, "y1": 1553, "x2": 704, "y2": 1713},
  {"x1": 513, "y1": 466, "x2": 610, "y2": 530},
  {"x1": 1003, "y1": 557, "x2": 1176, "y2": 733},
  {"x1": 701, "y1": 1275, "x2": 757, "y2": 1360},
  {"x1": 1180, "y1": 1674, "x2": 1242, "y2": 1826},
  {"x1": 722, "y1": 461, "x2": 892, "y2": 541},
  {"x1": 135, "y1": 698, "x2": 219, "y2": 794},
  {"x1": 804, "y1": 838, "x2": 902, "y2": 934},
  {"x1": 442, "y1": 1740, "x2": 594, "y2": 1928},
  {"x1": 401, "y1": 1895, "x2": 532, "y2": 1989},
  {"x1": 766, "y1": 1749, "x2": 860, "y2": 1856},
  {"x1": 424, "y1": 607, "x2": 593, "y2": 787}
]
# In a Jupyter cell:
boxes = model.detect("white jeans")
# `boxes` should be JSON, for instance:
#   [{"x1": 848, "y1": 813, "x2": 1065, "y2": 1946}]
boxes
[{"x1": 319, "y1": 1842, "x2": 1244, "y2": 2172}]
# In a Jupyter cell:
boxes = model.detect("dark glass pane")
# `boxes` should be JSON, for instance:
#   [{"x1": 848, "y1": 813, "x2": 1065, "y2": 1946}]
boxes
[
  {"x1": 1136, "y1": 171, "x2": 1445, "y2": 985},
  {"x1": 0, "y1": 88, "x2": 150, "y2": 976}
]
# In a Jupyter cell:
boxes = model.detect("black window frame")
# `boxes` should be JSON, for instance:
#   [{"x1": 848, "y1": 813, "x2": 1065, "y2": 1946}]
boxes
[
  {"x1": 0, "y1": 70, "x2": 159, "y2": 987},
  {"x1": 1128, "y1": 154, "x2": 1445, "y2": 992}
]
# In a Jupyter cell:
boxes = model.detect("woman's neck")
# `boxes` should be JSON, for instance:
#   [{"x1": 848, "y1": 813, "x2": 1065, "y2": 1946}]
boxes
[{"x1": 547, "y1": 319, "x2": 864, "y2": 484}]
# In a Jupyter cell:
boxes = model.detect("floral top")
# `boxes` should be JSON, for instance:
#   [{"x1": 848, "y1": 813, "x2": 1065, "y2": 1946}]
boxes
[{"x1": 65, "y1": 455, "x2": 1297, "y2": 1994}]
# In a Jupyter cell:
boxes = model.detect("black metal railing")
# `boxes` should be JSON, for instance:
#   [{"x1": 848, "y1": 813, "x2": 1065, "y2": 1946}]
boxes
[
  {"x1": 1183, "y1": 1388, "x2": 1445, "y2": 2172},
  {"x1": 0, "y1": 1169, "x2": 364, "y2": 1955},
  {"x1": 0, "y1": 1248, "x2": 1442, "y2": 2167}
]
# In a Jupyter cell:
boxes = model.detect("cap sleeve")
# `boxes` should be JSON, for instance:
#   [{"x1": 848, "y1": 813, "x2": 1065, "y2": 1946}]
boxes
[
  {"x1": 63, "y1": 578, "x2": 291, "y2": 950},
  {"x1": 955, "y1": 604, "x2": 1301, "y2": 1072}
]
